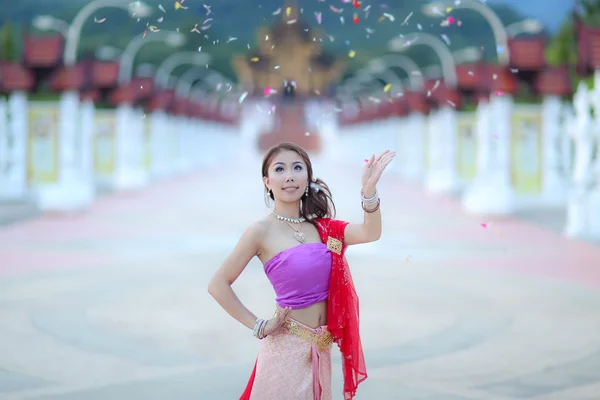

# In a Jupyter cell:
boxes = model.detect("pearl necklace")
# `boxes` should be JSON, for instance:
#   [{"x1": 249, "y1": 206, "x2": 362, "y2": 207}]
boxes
[{"x1": 271, "y1": 211, "x2": 305, "y2": 224}]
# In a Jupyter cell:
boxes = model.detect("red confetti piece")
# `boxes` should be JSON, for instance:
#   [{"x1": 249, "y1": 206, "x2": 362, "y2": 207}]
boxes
[
  {"x1": 353, "y1": 13, "x2": 359, "y2": 24},
  {"x1": 353, "y1": 0, "x2": 361, "y2": 8}
]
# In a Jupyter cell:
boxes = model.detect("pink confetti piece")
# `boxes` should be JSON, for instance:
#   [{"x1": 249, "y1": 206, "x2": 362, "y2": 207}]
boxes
[
  {"x1": 447, "y1": 16, "x2": 455, "y2": 24},
  {"x1": 315, "y1": 11, "x2": 322, "y2": 24},
  {"x1": 330, "y1": 5, "x2": 343, "y2": 13},
  {"x1": 264, "y1": 87, "x2": 277, "y2": 96},
  {"x1": 481, "y1": 223, "x2": 487, "y2": 228},
  {"x1": 495, "y1": 91, "x2": 504, "y2": 96}
]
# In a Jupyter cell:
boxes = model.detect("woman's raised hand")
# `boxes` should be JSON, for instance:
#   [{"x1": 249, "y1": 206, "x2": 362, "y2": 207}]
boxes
[
  {"x1": 361, "y1": 150, "x2": 396, "y2": 190},
  {"x1": 263, "y1": 306, "x2": 293, "y2": 336}
]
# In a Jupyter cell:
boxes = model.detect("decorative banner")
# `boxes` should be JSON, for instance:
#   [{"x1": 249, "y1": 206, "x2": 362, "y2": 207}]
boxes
[
  {"x1": 27, "y1": 103, "x2": 59, "y2": 185},
  {"x1": 143, "y1": 116, "x2": 152, "y2": 170},
  {"x1": 93, "y1": 111, "x2": 116, "y2": 177},
  {"x1": 456, "y1": 112, "x2": 477, "y2": 181},
  {"x1": 510, "y1": 107, "x2": 542, "y2": 195}
]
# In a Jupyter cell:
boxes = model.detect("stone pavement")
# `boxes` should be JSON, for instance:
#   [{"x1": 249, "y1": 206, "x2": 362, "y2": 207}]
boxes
[{"x1": 1, "y1": 155, "x2": 600, "y2": 400}]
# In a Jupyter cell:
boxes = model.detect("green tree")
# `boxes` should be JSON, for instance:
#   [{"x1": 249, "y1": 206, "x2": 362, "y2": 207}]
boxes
[
  {"x1": 546, "y1": 18, "x2": 577, "y2": 66},
  {"x1": 579, "y1": 0, "x2": 600, "y2": 24},
  {"x1": 0, "y1": 23, "x2": 16, "y2": 61}
]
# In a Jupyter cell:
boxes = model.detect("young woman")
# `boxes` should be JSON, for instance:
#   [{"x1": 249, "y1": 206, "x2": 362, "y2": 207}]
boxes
[{"x1": 208, "y1": 142, "x2": 395, "y2": 400}]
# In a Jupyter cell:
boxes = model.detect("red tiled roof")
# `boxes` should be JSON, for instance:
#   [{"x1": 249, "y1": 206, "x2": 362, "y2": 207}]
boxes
[
  {"x1": 0, "y1": 62, "x2": 34, "y2": 91},
  {"x1": 92, "y1": 61, "x2": 119, "y2": 88},
  {"x1": 23, "y1": 35, "x2": 64, "y2": 67},
  {"x1": 534, "y1": 67, "x2": 572, "y2": 96},
  {"x1": 508, "y1": 38, "x2": 546, "y2": 70}
]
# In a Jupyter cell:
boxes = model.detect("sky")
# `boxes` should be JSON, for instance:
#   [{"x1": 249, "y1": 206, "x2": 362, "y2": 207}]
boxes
[{"x1": 490, "y1": 0, "x2": 573, "y2": 32}]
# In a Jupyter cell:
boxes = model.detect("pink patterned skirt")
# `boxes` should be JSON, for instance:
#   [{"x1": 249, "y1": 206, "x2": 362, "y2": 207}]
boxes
[{"x1": 246, "y1": 318, "x2": 333, "y2": 400}]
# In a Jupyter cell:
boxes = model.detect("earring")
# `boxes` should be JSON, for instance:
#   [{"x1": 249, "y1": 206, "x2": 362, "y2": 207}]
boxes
[
  {"x1": 305, "y1": 185, "x2": 309, "y2": 196},
  {"x1": 268, "y1": 189, "x2": 273, "y2": 196}
]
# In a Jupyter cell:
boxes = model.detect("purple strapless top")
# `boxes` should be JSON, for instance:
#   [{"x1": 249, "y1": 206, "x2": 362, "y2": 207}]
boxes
[{"x1": 264, "y1": 242, "x2": 332, "y2": 310}]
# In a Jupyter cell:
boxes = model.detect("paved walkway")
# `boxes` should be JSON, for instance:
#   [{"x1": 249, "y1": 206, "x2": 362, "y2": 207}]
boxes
[{"x1": 1, "y1": 155, "x2": 600, "y2": 400}]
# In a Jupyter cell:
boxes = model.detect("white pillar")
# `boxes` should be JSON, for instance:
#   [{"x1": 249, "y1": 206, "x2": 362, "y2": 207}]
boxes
[
  {"x1": 110, "y1": 103, "x2": 148, "y2": 190},
  {"x1": 403, "y1": 113, "x2": 427, "y2": 181},
  {"x1": 34, "y1": 90, "x2": 94, "y2": 212},
  {"x1": 0, "y1": 92, "x2": 29, "y2": 200},
  {"x1": 79, "y1": 99, "x2": 96, "y2": 188},
  {"x1": 425, "y1": 105, "x2": 460, "y2": 194},
  {"x1": 463, "y1": 96, "x2": 515, "y2": 215},
  {"x1": 564, "y1": 82, "x2": 594, "y2": 237},
  {"x1": 539, "y1": 96, "x2": 568, "y2": 207},
  {"x1": 587, "y1": 72, "x2": 600, "y2": 238}
]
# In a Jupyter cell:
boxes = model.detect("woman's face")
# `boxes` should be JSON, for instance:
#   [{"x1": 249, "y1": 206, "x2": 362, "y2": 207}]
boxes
[{"x1": 264, "y1": 150, "x2": 309, "y2": 202}]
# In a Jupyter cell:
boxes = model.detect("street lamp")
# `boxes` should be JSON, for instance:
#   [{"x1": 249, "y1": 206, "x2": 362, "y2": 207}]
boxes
[
  {"x1": 422, "y1": 0, "x2": 509, "y2": 65},
  {"x1": 175, "y1": 68, "x2": 228, "y2": 97},
  {"x1": 505, "y1": 19, "x2": 544, "y2": 37},
  {"x1": 118, "y1": 30, "x2": 186, "y2": 85},
  {"x1": 95, "y1": 45, "x2": 121, "y2": 61},
  {"x1": 33, "y1": 0, "x2": 152, "y2": 66},
  {"x1": 155, "y1": 52, "x2": 212, "y2": 89},
  {"x1": 388, "y1": 32, "x2": 458, "y2": 88},
  {"x1": 368, "y1": 55, "x2": 425, "y2": 91}
]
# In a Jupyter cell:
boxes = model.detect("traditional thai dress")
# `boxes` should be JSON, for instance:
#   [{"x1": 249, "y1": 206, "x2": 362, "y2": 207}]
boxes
[{"x1": 240, "y1": 218, "x2": 367, "y2": 400}]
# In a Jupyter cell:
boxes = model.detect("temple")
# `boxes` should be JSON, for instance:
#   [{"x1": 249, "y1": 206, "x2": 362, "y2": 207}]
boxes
[{"x1": 232, "y1": 0, "x2": 345, "y2": 97}]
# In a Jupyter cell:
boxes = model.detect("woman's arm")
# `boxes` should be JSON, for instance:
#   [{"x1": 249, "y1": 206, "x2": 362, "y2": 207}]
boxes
[
  {"x1": 208, "y1": 222, "x2": 266, "y2": 330},
  {"x1": 343, "y1": 185, "x2": 381, "y2": 246}
]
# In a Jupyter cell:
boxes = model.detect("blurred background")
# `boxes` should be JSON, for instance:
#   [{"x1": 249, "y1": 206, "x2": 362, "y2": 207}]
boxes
[{"x1": 2, "y1": 0, "x2": 600, "y2": 399}]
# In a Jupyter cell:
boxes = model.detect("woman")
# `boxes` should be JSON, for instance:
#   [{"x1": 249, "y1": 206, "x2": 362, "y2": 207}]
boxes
[{"x1": 208, "y1": 142, "x2": 395, "y2": 400}]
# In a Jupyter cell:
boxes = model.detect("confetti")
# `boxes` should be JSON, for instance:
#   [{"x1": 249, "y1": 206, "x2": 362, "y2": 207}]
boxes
[
  {"x1": 174, "y1": 1, "x2": 187, "y2": 10},
  {"x1": 264, "y1": 87, "x2": 277, "y2": 96},
  {"x1": 227, "y1": 37, "x2": 238, "y2": 43},
  {"x1": 157, "y1": 17, "x2": 164, "y2": 22},
  {"x1": 203, "y1": 4, "x2": 212, "y2": 15},
  {"x1": 382, "y1": 13, "x2": 395, "y2": 22},
  {"x1": 287, "y1": 19, "x2": 297, "y2": 24},
  {"x1": 286, "y1": 7, "x2": 292, "y2": 17},
  {"x1": 273, "y1": 7, "x2": 281, "y2": 15},
  {"x1": 447, "y1": 16, "x2": 455, "y2": 24},
  {"x1": 330, "y1": 6, "x2": 343, "y2": 13},
  {"x1": 148, "y1": 25, "x2": 159, "y2": 32},
  {"x1": 495, "y1": 91, "x2": 504, "y2": 96},
  {"x1": 94, "y1": 17, "x2": 106, "y2": 23},
  {"x1": 468, "y1": 71, "x2": 474, "y2": 76},
  {"x1": 401, "y1": 12, "x2": 413, "y2": 25},
  {"x1": 238, "y1": 92, "x2": 248, "y2": 104},
  {"x1": 353, "y1": 13, "x2": 359, "y2": 24},
  {"x1": 383, "y1": 83, "x2": 391, "y2": 92},
  {"x1": 510, "y1": 68, "x2": 519, "y2": 73},
  {"x1": 305, "y1": 132, "x2": 311, "y2": 136},
  {"x1": 158, "y1": 4, "x2": 166, "y2": 13},
  {"x1": 447, "y1": 100, "x2": 456, "y2": 107},
  {"x1": 481, "y1": 223, "x2": 487, "y2": 228},
  {"x1": 250, "y1": 57, "x2": 260, "y2": 62},
  {"x1": 315, "y1": 12, "x2": 322, "y2": 24},
  {"x1": 417, "y1": 23, "x2": 422, "y2": 30},
  {"x1": 441, "y1": 34, "x2": 451, "y2": 45},
  {"x1": 348, "y1": 50, "x2": 356, "y2": 58},
  {"x1": 198, "y1": 46, "x2": 202, "y2": 51},
  {"x1": 340, "y1": 16, "x2": 345, "y2": 24},
  {"x1": 191, "y1": 24, "x2": 201, "y2": 34},
  {"x1": 353, "y1": 0, "x2": 361, "y2": 8},
  {"x1": 366, "y1": 27, "x2": 375, "y2": 34}
]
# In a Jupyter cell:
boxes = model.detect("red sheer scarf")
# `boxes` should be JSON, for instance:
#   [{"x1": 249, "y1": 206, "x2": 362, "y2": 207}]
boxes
[
  {"x1": 240, "y1": 218, "x2": 367, "y2": 400},
  {"x1": 315, "y1": 218, "x2": 367, "y2": 399}
]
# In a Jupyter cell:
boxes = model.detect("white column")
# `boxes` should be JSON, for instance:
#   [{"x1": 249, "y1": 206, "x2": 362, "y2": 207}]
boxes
[
  {"x1": 35, "y1": 90, "x2": 95, "y2": 212},
  {"x1": 587, "y1": 72, "x2": 600, "y2": 238},
  {"x1": 564, "y1": 83, "x2": 594, "y2": 237},
  {"x1": 540, "y1": 95, "x2": 567, "y2": 207},
  {"x1": 462, "y1": 96, "x2": 515, "y2": 215},
  {"x1": 110, "y1": 104, "x2": 148, "y2": 190},
  {"x1": 79, "y1": 99, "x2": 96, "y2": 187},
  {"x1": 403, "y1": 113, "x2": 427, "y2": 181},
  {"x1": 426, "y1": 105, "x2": 460, "y2": 194},
  {"x1": 0, "y1": 92, "x2": 29, "y2": 200}
]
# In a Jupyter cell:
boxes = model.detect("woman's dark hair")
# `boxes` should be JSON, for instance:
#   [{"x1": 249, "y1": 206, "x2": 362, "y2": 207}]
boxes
[{"x1": 261, "y1": 142, "x2": 336, "y2": 220}]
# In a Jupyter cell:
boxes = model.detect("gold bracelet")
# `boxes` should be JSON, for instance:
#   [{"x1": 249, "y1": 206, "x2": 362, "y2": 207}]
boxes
[{"x1": 362, "y1": 199, "x2": 380, "y2": 213}]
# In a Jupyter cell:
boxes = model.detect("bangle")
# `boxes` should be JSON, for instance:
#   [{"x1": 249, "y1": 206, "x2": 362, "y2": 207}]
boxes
[
  {"x1": 253, "y1": 318, "x2": 267, "y2": 340},
  {"x1": 361, "y1": 189, "x2": 379, "y2": 206},
  {"x1": 362, "y1": 199, "x2": 380, "y2": 213}
]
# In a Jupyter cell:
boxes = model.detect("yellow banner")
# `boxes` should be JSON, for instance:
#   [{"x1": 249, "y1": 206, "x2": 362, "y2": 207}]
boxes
[
  {"x1": 510, "y1": 108, "x2": 542, "y2": 195},
  {"x1": 27, "y1": 103, "x2": 59, "y2": 185},
  {"x1": 94, "y1": 111, "x2": 116, "y2": 176},
  {"x1": 456, "y1": 112, "x2": 477, "y2": 181}
]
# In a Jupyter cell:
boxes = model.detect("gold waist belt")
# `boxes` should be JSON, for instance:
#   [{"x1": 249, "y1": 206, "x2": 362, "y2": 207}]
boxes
[{"x1": 284, "y1": 320, "x2": 334, "y2": 353}]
